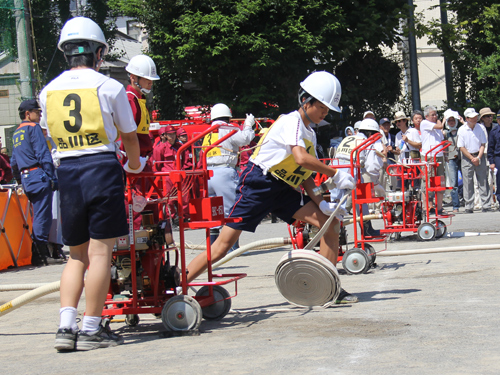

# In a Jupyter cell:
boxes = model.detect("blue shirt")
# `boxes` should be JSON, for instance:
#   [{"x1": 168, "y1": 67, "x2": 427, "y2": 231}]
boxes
[
  {"x1": 487, "y1": 125, "x2": 500, "y2": 164},
  {"x1": 11, "y1": 121, "x2": 55, "y2": 180}
]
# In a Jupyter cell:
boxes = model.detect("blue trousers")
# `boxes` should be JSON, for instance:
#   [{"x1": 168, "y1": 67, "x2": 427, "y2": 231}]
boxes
[
  {"x1": 448, "y1": 158, "x2": 461, "y2": 210},
  {"x1": 21, "y1": 168, "x2": 53, "y2": 243}
]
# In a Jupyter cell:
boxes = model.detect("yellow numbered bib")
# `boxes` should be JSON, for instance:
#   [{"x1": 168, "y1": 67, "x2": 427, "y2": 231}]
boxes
[
  {"x1": 270, "y1": 138, "x2": 315, "y2": 188},
  {"x1": 46, "y1": 88, "x2": 108, "y2": 152},
  {"x1": 335, "y1": 135, "x2": 364, "y2": 159},
  {"x1": 127, "y1": 92, "x2": 150, "y2": 134},
  {"x1": 202, "y1": 133, "x2": 221, "y2": 158}
]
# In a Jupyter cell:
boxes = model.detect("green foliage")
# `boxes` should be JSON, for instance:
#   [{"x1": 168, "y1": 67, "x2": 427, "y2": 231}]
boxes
[
  {"x1": 0, "y1": 0, "x2": 17, "y2": 58},
  {"x1": 415, "y1": 1, "x2": 499, "y2": 112},
  {"x1": 111, "y1": 0, "x2": 408, "y2": 120}
]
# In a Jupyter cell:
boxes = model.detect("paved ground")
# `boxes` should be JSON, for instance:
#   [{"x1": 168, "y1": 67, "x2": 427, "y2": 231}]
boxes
[{"x1": 1, "y1": 209, "x2": 500, "y2": 374}]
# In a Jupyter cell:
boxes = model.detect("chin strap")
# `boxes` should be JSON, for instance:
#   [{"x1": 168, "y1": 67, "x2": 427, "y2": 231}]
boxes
[{"x1": 297, "y1": 89, "x2": 317, "y2": 126}]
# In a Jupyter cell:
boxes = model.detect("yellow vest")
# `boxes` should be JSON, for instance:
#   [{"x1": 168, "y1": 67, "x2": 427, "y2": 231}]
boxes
[
  {"x1": 202, "y1": 132, "x2": 222, "y2": 158},
  {"x1": 45, "y1": 88, "x2": 109, "y2": 152},
  {"x1": 127, "y1": 91, "x2": 150, "y2": 134},
  {"x1": 252, "y1": 118, "x2": 315, "y2": 188}
]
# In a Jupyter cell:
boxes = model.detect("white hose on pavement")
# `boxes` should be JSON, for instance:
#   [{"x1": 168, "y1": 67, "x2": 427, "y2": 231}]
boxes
[
  {"x1": 0, "y1": 283, "x2": 51, "y2": 291},
  {"x1": 0, "y1": 281, "x2": 60, "y2": 317},
  {"x1": 378, "y1": 244, "x2": 500, "y2": 257}
]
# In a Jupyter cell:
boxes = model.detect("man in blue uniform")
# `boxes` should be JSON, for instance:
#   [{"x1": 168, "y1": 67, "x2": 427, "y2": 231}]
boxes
[{"x1": 11, "y1": 99, "x2": 57, "y2": 266}]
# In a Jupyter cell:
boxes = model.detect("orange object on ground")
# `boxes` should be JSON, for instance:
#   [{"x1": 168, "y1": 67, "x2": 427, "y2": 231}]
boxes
[{"x1": 0, "y1": 187, "x2": 33, "y2": 270}]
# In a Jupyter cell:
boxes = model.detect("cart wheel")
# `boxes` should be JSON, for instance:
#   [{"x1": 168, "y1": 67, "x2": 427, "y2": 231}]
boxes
[
  {"x1": 363, "y1": 243, "x2": 376, "y2": 266},
  {"x1": 161, "y1": 295, "x2": 202, "y2": 331},
  {"x1": 342, "y1": 248, "x2": 370, "y2": 275},
  {"x1": 125, "y1": 314, "x2": 140, "y2": 327},
  {"x1": 417, "y1": 222, "x2": 436, "y2": 241},
  {"x1": 435, "y1": 220, "x2": 447, "y2": 238},
  {"x1": 195, "y1": 285, "x2": 231, "y2": 321},
  {"x1": 392, "y1": 232, "x2": 402, "y2": 241}
]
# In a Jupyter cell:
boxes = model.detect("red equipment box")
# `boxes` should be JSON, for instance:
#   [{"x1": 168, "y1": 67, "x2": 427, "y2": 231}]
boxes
[{"x1": 189, "y1": 197, "x2": 224, "y2": 221}]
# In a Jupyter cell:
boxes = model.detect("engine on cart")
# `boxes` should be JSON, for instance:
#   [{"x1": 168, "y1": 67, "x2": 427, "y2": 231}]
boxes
[
  {"x1": 110, "y1": 211, "x2": 180, "y2": 296},
  {"x1": 384, "y1": 189, "x2": 423, "y2": 225}
]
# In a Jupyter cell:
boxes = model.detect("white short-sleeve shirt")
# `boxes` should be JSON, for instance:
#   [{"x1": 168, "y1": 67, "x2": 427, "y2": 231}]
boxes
[
  {"x1": 420, "y1": 119, "x2": 444, "y2": 157},
  {"x1": 251, "y1": 110, "x2": 316, "y2": 175},
  {"x1": 395, "y1": 127, "x2": 421, "y2": 162},
  {"x1": 40, "y1": 68, "x2": 137, "y2": 159},
  {"x1": 457, "y1": 123, "x2": 487, "y2": 154}
]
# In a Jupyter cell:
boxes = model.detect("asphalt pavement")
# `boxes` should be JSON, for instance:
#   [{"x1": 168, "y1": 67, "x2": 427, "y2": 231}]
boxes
[{"x1": 1, "y1": 208, "x2": 500, "y2": 374}]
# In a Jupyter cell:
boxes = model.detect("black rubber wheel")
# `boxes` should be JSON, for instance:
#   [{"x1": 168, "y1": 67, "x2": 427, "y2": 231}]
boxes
[
  {"x1": 125, "y1": 314, "x2": 140, "y2": 327},
  {"x1": 342, "y1": 248, "x2": 370, "y2": 275},
  {"x1": 435, "y1": 220, "x2": 447, "y2": 238},
  {"x1": 363, "y1": 243, "x2": 376, "y2": 266},
  {"x1": 195, "y1": 285, "x2": 232, "y2": 321},
  {"x1": 161, "y1": 295, "x2": 202, "y2": 331},
  {"x1": 417, "y1": 222, "x2": 436, "y2": 241}
]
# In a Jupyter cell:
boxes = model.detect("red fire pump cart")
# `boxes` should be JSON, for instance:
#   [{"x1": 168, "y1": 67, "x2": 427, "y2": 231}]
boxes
[
  {"x1": 102, "y1": 124, "x2": 247, "y2": 332},
  {"x1": 381, "y1": 140, "x2": 454, "y2": 242}
]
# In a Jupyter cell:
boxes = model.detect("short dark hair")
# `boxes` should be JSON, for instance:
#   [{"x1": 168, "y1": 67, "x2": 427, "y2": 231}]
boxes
[
  {"x1": 19, "y1": 111, "x2": 26, "y2": 120},
  {"x1": 298, "y1": 89, "x2": 317, "y2": 108},
  {"x1": 63, "y1": 42, "x2": 100, "y2": 68}
]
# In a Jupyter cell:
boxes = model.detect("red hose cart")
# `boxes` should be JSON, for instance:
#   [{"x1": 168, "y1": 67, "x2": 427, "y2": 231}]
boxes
[
  {"x1": 380, "y1": 140, "x2": 454, "y2": 242},
  {"x1": 102, "y1": 123, "x2": 247, "y2": 332}
]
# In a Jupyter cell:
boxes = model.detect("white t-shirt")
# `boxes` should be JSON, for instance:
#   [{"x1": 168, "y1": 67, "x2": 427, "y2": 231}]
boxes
[
  {"x1": 457, "y1": 123, "x2": 487, "y2": 154},
  {"x1": 251, "y1": 110, "x2": 316, "y2": 175},
  {"x1": 39, "y1": 68, "x2": 137, "y2": 159},
  {"x1": 395, "y1": 127, "x2": 421, "y2": 162},
  {"x1": 420, "y1": 119, "x2": 444, "y2": 157}
]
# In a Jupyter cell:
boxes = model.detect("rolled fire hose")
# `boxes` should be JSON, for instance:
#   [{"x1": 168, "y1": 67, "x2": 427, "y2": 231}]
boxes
[
  {"x1": 273, "y1": 194, "x2": 350, "y2": 307},
  {"x1": 0, "y1": 281, "x2": 60, "y2": 317},
  {"x1": 275, "y1": 249, "x2": 340, "y2": 307}
]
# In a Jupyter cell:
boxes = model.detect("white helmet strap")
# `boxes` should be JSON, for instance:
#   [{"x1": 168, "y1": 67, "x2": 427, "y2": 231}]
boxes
[{"x1": 298, "y1": 89, "x2": 317, "y2": 126}]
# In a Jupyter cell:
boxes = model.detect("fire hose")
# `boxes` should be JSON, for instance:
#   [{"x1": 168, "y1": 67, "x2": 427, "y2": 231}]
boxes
[{"x1": 0, "y1": 281, "x2": 60, "y2": 317}]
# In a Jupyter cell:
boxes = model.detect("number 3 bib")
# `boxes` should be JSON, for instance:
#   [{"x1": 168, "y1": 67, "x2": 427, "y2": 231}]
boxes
[{"x1": 45, "y1": 88, "x2": 109, "y2": 152}]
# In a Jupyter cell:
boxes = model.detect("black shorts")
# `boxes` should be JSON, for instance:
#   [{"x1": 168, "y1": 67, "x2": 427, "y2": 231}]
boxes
[
  {"x1": 58, "y1": 152, "x2": 128, "y2": 246},
  {"x1": 227, "y1": 162, "x2": 311, "y2": 232}
]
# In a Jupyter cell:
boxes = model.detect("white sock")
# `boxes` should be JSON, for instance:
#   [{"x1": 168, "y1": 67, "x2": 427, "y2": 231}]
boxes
[
  {"x1": 82, "y1": 316, "x2": 102, "y2": 333},
  {"x1": 59, "y1": 307, "x2": 78, "y2": 331}
]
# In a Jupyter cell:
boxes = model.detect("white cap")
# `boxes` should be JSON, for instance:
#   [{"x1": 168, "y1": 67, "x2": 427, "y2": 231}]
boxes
[
  {"x1": 464, "y1": 108, "x2": 479, "y2": 118},
  {"x1": 443, "y1": 109, "x2": 459, "y2": 121},
  {"x1": 363, "y1": 111, "x2": 375, "y2": 119},
  {"x1": 354, "y1": 121, "x2": 362, "y2": 129}
]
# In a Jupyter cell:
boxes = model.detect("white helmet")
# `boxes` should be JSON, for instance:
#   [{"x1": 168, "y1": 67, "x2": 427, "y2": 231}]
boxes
[
  {"x1": 353, "y1": 121, "x2": 362, "y2": 130},
  {"x1": 299, "y1": 71, "x2": 342, "y2": 112},
  {"x1": 58, "y1": 17, "x2": 109, "y2": 56},
  {"x1": 211, "y1": 103, "x2": 232, "y2": 121},
  {"x1": 359, "y1": 118, "x2": 380, "y2": 132},
  {"x1": 126, "y1": 55, "x2": 160, "y2": 81}
]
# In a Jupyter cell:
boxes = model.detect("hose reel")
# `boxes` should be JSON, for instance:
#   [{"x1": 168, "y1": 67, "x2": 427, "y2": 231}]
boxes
[{"x1": 275, "y1": 250, "x2": 340, "y2": 307}]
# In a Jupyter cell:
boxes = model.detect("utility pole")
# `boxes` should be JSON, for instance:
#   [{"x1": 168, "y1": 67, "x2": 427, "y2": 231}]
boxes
[
  {"x1": 14, "y1": 0, "x2": 34, "y2": 100},
  {"x1": 408, "y1": 0, "x2": 421, "y2": 111},
  {"x1": 440, "y1": 0, "x2": 454, "y2": 108}
]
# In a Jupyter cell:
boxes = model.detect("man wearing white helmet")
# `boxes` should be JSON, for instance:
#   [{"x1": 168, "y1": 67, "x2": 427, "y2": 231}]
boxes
[
  {"x1": 188, "y1": 71, "x2": 358, "y2": 304},
  {"x1": 202, "y1": 103, "x2": 255, "y2": 251},
  {"x1": 39, "y1": 17, "x2": 143, "y2": 351},
  {"x1": 125, "y1": 54, "x2": 160, "y2": 156}
]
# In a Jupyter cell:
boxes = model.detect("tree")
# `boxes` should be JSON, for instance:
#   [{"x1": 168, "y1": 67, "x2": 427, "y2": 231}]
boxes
[
  {"x1": 415, "y1": 1, "x2": 499, "y2": 111},
  {"x1": 110, "y1": 0, "x2": 409, "y2": 120},
  {"x1": 33, "y1": 0, "x2": 119, "y2": 92}
]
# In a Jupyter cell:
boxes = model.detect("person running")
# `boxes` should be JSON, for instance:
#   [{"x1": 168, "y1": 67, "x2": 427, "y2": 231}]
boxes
[{"x1": 186, "y1": 71, "x2": 358, "y2": 304}]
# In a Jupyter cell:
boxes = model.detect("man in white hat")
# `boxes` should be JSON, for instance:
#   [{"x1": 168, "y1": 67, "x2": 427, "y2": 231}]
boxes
[
  {"x1": 457, "y1": 108, "x2": 490, "y2": 213},
  {"x1": 443, "y1": 109, "x2": 464, "y2": 213},
  {"x1": 393, "y1": 111, "x2": 421, "y2": 163}
]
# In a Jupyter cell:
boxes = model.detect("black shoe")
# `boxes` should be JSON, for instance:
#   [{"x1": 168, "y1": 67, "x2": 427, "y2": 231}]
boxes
[
  {"x1": 465, "y1": 209, "x2": 473, "y2": 214},
  {"x1": 363, "y1": 221, "x2": 380, "y2": 237},
  {"x1": 54, "y1": 327, "x2": 77, "y2": 351},
  {"x1": 77, "y1": 324, "x2": 124, "y2": 351},
  {"x1": 335, "y1": 288, "x2": 359, "y2": 304},
  {"x1": 482, "y1": 208, "x2": 490, "y2": 212}
]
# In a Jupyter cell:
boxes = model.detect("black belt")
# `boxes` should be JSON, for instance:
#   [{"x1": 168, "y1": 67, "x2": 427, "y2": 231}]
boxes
[{"x1": 470, "y1": 152, "x2": 479, "y2": 157}]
